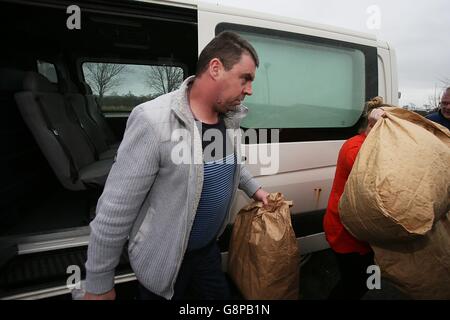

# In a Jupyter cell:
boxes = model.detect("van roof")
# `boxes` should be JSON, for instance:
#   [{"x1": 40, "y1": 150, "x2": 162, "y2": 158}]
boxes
[{"x1": 139, "y1": 0, "x2": 388, "y2": 47}]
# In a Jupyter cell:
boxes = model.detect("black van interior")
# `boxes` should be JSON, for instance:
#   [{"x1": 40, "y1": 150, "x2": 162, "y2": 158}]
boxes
[
  {"x1": 0, "y1": 0, "x2": 197, "y2": 298},
  {"x1": 1, "y1": 0, "x2": 197, "y2": 234}
]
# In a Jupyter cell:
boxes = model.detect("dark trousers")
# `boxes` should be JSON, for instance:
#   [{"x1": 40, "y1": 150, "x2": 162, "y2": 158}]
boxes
[
  {"x1": 328, "y1": 251, "x2": 375, "y2": 300},
  {"x1": 138, "y1": 241, "x2": 230, "y2": 300}
]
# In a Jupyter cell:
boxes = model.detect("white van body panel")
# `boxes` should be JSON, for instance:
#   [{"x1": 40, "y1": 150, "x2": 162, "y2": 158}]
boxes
[
  {"x1": 240, "y1": 141, "x2": 343, "y2": 215},
  {"x1": 377, "y1": 46, "x2": 398, "y2": 105},
  {"x1": 388, "y1": 45, "x2": 399, "y2": 105},
  {"x1": 195, "y1": 1, "x2": 397, "y2": 255},
  {"x1": 197, "y1": 2, "x2": 380, "y2": 51}
]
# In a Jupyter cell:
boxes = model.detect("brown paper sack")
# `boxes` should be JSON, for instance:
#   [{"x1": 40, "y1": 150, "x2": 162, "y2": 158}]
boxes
[
  {"x1": 227, "y1": 192, "x2": 300, "y2": 300},
  {"x1": 372, "y1": 215, "x2": 450, "y2": 299},
  {"x1": 339, "y1": 107, "x2": 450, "y2": 244}
]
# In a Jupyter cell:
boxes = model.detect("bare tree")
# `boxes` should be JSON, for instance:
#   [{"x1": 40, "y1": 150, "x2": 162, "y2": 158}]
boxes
[
  {"x1": 84, "y1": 63, "x2": 127, "y2": 104},
  {"x1": 427, "y1": 84, "x2": 441, "y2": 111},
  {"x1": 145, "y1": 65, "x2": 183, "y2": 96}
]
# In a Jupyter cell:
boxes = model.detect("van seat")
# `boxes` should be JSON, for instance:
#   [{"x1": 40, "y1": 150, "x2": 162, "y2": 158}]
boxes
[
  {"x1": 15, "y1": 72, "x2": 113, "y2": 190},
  {"x1": 81, "y1": 81, "x2": 119, "y2": 147},
  {"x1": 63, "y1": 79, "x2": 118, "y2": 160}
]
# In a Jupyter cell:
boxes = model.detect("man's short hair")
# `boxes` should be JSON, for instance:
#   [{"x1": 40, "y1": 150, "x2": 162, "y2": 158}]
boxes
[{"x1": 196, "y1": 31, "x2": 259, "y2": 76}]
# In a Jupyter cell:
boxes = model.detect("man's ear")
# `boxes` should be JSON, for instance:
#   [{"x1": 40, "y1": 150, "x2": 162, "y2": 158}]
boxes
[{"x1": 208, "y1": 58, "x2": 223, "y2": 80}]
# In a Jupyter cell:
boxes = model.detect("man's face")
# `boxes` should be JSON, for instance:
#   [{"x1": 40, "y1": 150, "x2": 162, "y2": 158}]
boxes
[
  {"x1": 440, "y1": 91, "x2": 450, "y2": 120},
  {"x1": 214, "y1": 53, "x2": 256, "y2": 113}
]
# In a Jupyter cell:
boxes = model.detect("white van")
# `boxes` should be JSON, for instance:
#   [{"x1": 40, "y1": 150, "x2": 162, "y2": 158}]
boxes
[{"x1": 0, "y1": 0, "x2": 397, "y2": 299}]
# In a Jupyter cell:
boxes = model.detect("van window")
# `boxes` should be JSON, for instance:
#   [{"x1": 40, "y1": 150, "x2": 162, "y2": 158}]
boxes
[
  {"x1": 216, "y1": 23, "x2": 378, "y2": 141},
  {"x1": 241, "y1": 32, "x2": 365, "y2": 128},
  {"x1": 82, "y1": 62, "x2": 184, "y2": 113},
  {"x1": 37, "y1": 60, "x2": 58, "y2": 83}
]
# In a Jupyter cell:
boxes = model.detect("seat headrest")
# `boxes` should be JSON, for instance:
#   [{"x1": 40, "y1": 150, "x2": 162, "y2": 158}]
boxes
[
  {"x1": 22, "y1": 72, "x2": 58, "y2": 93},
  {"x1": 81, "y1": 81, "x2": 93, "y2": 95},
  {"x1": 0, "y1": 68, "x2": 26, "y2": 92}
]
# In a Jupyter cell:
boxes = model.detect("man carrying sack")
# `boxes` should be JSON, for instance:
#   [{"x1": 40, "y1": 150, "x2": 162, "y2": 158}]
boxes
[{"x1": 339, "y1": 105, "x2": 450, "y2": 299}]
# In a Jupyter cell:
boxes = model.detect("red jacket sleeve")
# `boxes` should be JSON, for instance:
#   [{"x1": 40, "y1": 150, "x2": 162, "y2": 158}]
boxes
[{"x1": 343, "y1": 143, "x2": 362, "y2": 172}]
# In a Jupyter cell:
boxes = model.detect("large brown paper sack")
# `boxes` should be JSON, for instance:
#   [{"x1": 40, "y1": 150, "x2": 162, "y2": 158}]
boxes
[
  {"x1": 372, "y1": 215, "x2": 450, "y2": 299},
  {"x1": 339, "y1": 107, "x2": 450, "y2": 244},
  {"x1": 227, "y1": 192, "x2": 300, "y2": 300}
]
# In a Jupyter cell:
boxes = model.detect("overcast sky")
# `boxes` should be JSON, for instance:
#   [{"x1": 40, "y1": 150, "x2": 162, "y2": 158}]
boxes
[{"x1": 204, "y1": 0, "x2": 450, "y2": 109}]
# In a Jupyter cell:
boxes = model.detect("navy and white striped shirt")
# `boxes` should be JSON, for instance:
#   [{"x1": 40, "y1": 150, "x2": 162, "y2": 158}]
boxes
[{"x1": 187, "y1": 118, "x2": 236, "y2": 250}]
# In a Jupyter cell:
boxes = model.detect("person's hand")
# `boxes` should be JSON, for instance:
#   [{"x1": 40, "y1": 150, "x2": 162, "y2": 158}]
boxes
[
  {"x1": 83, "y1": 288, "x2": 116, "y2": 300},
  {"x1": 366, "y1": 108, "x2": 386, "y2": 134},
  {"x1": 252, "y1": 188, "x2": 269, "y2": 206},
  {"x1": 368, "y1": 108, "x2": 386, "y2": 126}
]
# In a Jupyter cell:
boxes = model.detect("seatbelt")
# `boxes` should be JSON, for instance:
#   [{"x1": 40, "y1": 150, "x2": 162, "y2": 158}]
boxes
[
  {"x1": 35, "y1": 96, "x2": 79, "y2": 183},
  {"x1": 65, "y1": 98, "x2": 100, "y2": 160}
]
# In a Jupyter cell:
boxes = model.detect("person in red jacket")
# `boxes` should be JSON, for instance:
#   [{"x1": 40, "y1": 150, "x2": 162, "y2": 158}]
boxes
[{"x1": 323, "y1": 96, "x2": 385, "y2": 299}]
